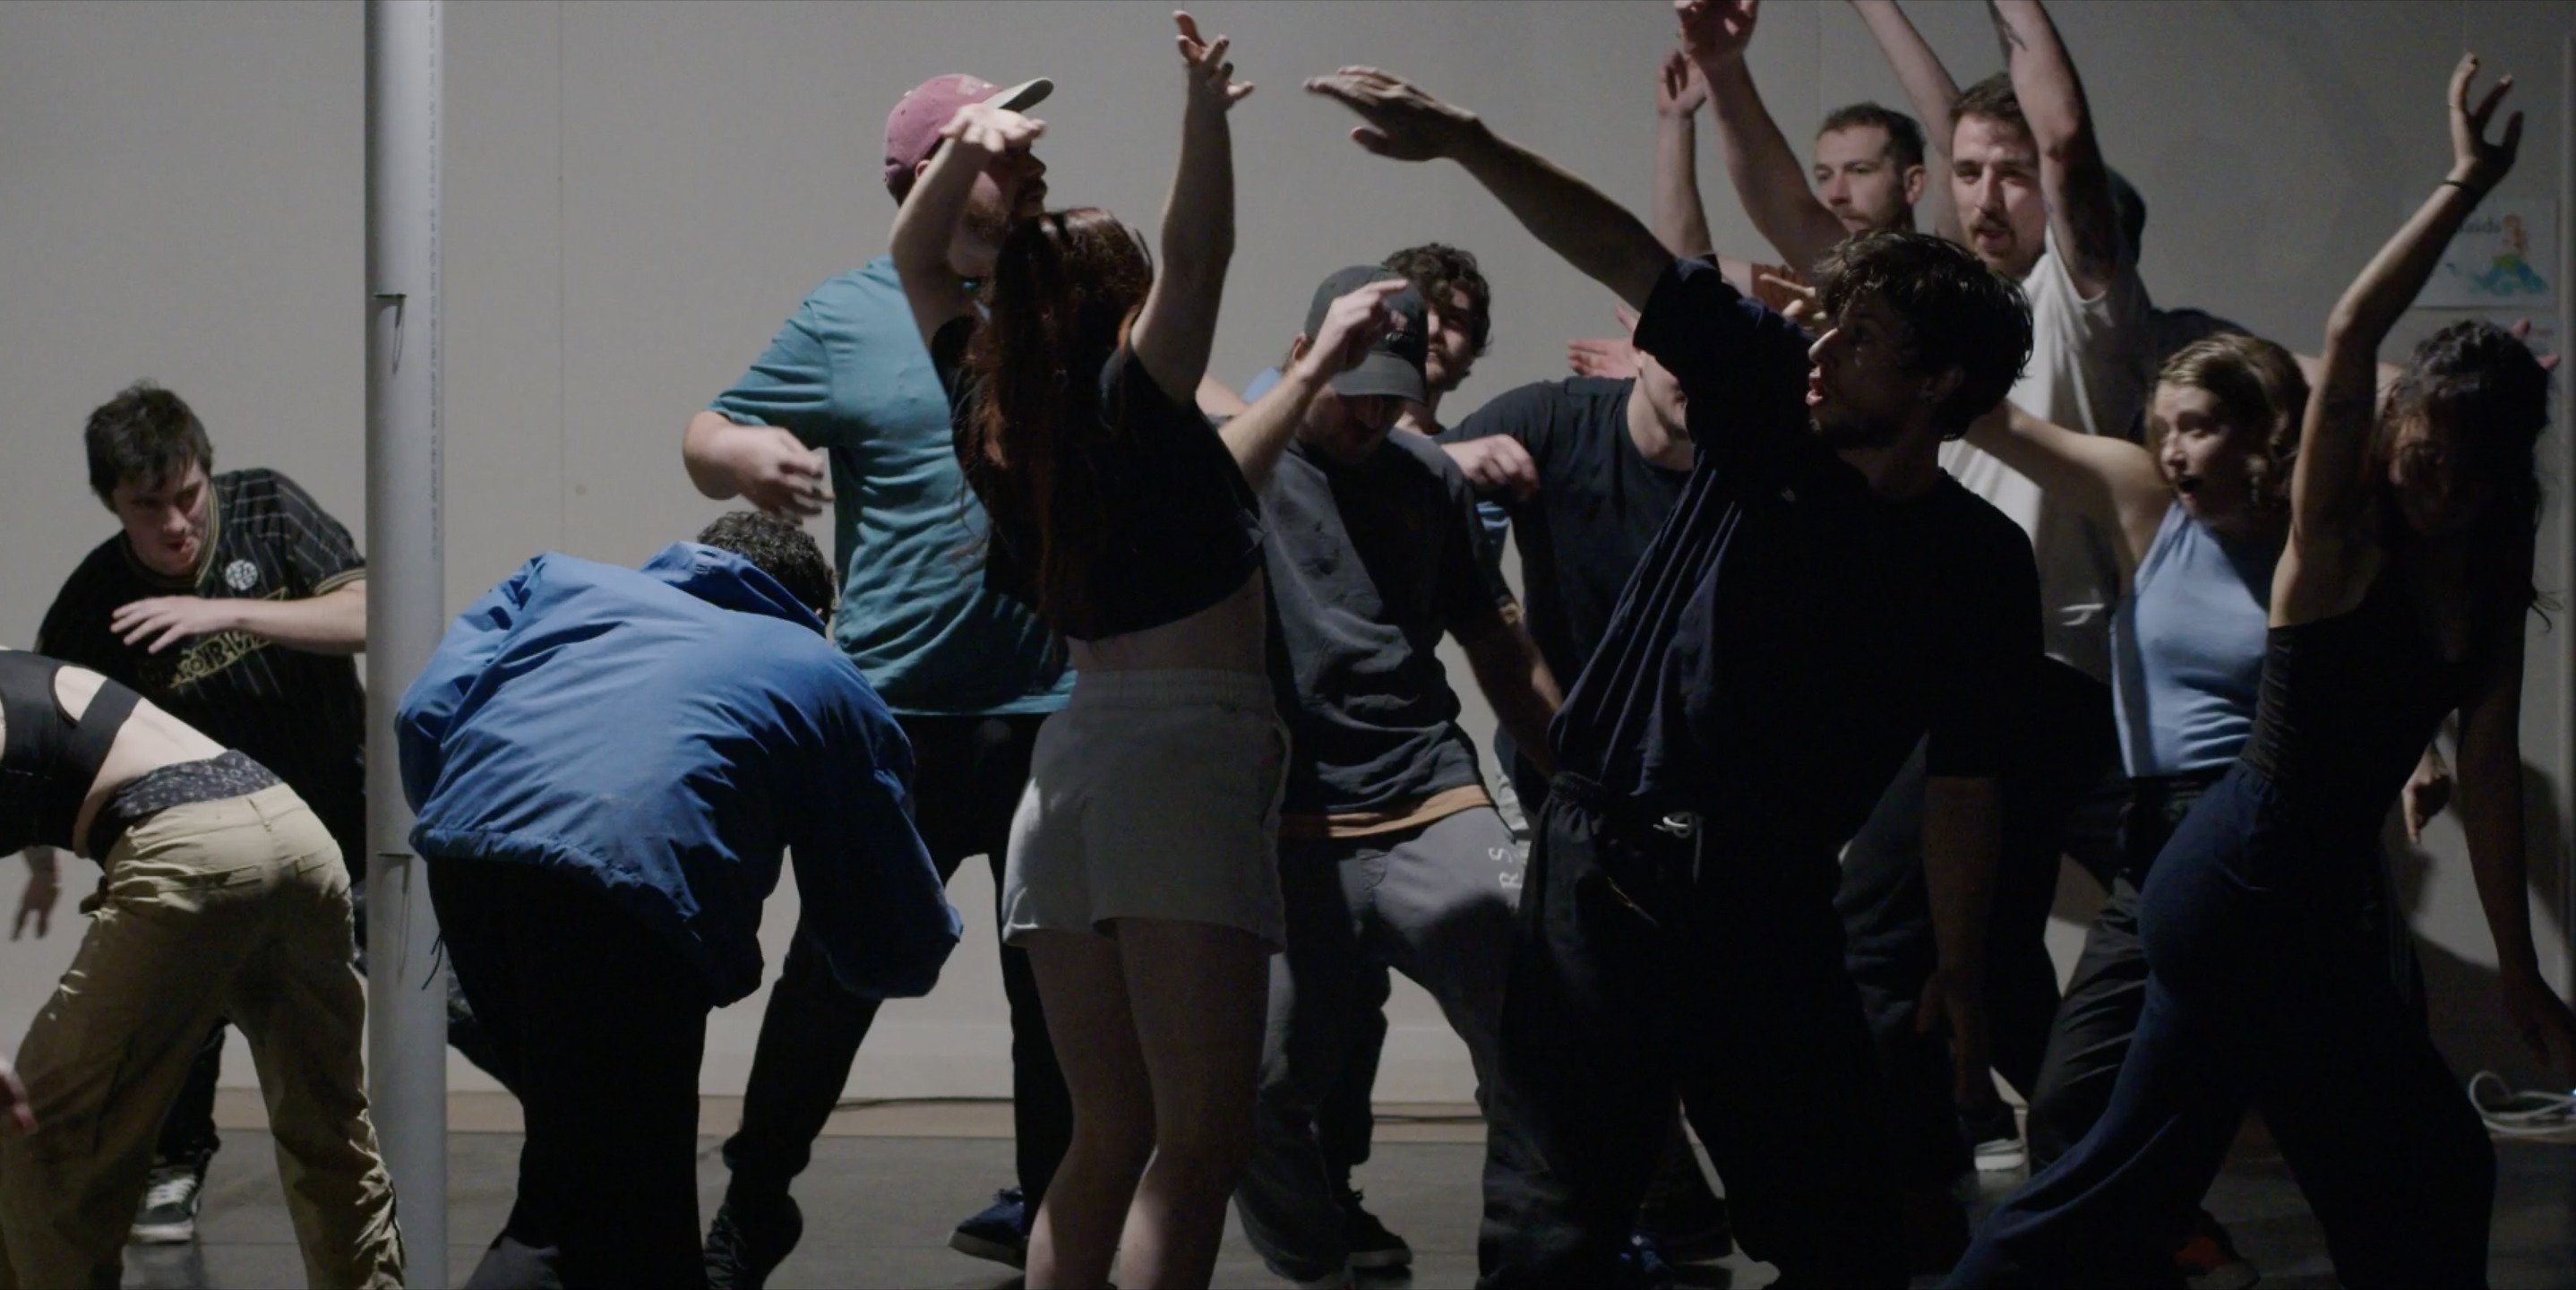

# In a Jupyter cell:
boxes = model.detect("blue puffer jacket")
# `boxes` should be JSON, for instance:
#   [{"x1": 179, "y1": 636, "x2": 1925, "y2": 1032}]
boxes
[{"x1": 398, "y1": 543, "x2": 959, "y2": 1005}]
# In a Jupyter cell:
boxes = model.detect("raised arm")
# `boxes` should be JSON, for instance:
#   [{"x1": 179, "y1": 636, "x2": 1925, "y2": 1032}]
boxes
[
  {"x1": 1962, "y1": 400, "x2": 2168, "y2": 578},
  {"x1": 2451, "y1": 597, "x2": 2576, "y2": 1080},
  {"x1": 1988, "y1": 0, "x2": 2120, "y2": 295},
  {"x1": 1685, "y1": 0, "x2": 1848, "y2": 274},
  {"x1": 2288, "y1": 56, "x2": 2520, "y2": 565},
  {"x1": 1850, "y1": 0, "x2": 1962, "y2": 242},
  {"x1": 1130, "y1": 13, "x2": 1254, "y2": 401},
  {"x1": 889, "y1": 104, "x2": 1044, "y2": 348},
  {"x1": 1309, "y1": 68, "x2": 1672, "y2": 309},
  {"x1": 1217, "y1": 280, "x2": 1407, "y2": 489},
  {"x1": 1653, "y1": 49, "x2": 1717, "y2": 260}
]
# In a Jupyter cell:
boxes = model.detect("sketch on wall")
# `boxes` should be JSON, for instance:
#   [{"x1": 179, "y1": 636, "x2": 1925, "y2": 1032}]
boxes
[{"x1": 2424, "y1": 199, "x2": 2557, "y2": 308}]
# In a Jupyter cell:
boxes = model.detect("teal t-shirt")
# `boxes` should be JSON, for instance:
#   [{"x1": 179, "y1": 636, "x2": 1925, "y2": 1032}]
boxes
[{"x1": 712, "y1": 256, "x2": 1070, "y2": 716}]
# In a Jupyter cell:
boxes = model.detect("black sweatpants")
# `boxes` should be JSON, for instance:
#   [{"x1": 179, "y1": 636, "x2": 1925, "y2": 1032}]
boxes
[
  {"x1": 1837, "y1": 659, "x2": 2123, "y2": 1189},
  {"x1": 429, "y1": 859, "x2": 712, "y2": 1290},
  {"x1": 1478, "y1": 775, "x2": 1903, "y2": 1288},
  {"x1": 720, "y1": 713, "x2": 1070, "y2": 1208}
]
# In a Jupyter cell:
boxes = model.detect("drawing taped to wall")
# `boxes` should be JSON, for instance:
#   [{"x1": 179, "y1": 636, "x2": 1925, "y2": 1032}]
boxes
[{"x1": 2422, "y1": 198, "x2": 2555, "y2": 307}]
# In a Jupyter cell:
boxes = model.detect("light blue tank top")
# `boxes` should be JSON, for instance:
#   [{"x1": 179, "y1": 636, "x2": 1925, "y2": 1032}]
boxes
[{"x1": 2110, "y1": 504, "x2": 2282, "y2": 776}]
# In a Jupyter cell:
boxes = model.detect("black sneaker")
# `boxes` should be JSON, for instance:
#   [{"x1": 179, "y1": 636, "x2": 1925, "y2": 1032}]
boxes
[
  {"x1": 1618, "y1": 1233, "x2": 1680, "y2": 1290},
  {"x1": 130, "y1": 1162, "x2": 206, "y2": 1244},
  {"x1": 705, "y1": 1192, "x2": 803, "y2": 1290},
  {"x1": 1636, "y1": 1185, "x2": 1733, "y2": 1263},
  {"x1": 1335, "y1": 1185, "x2": 1413, "y2": 1271},
  {"x1": 949, "y1": 1188, "x2": 1031, "y2": 1270}
]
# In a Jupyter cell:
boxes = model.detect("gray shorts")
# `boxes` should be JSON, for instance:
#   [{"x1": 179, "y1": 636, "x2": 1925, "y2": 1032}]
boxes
[{"x1": 1000, "y1": 669, "x2": 1289, "y2": 950}]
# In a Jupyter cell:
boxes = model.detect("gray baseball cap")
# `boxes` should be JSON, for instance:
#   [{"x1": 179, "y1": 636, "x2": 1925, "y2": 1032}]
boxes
[{"x1": 1302, "y1": 266, "x2": 1429, "y2": 404}]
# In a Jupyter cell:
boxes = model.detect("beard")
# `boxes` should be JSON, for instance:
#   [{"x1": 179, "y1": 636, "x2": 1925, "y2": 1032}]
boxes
[
  {"x1": 961, "y1": 194, "x2": 1017, "y2": 247},
  {"x1": 1811, "y1": 407, "x2": 1905, "y2": 451}
]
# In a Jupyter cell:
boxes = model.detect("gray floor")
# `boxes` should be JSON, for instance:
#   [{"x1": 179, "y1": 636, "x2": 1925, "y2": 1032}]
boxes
[{"x1": 122, "y1": 1130, "x2": 2576, "y2": 1288}]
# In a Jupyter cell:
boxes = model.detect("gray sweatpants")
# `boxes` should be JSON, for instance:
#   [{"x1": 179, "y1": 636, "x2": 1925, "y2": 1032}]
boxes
[{"x1": 1234, "y1": 805, "x2": 1525, "y2": 1281}]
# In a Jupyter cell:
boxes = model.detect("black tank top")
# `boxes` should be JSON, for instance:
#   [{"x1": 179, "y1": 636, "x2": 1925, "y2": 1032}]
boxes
[
  {"x1": 0, "y1": 651, "x2": 142, "y2": 855},
  {"x1": 2242, "y1": 567, "x2": 2474, "y2": 832}
]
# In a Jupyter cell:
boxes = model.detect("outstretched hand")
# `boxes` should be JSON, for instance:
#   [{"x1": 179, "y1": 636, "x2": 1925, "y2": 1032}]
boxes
[
  {"x1": 1567, "y1": 303, "x2": 1645, "y2": 377},
  {"x1": 1760, "y1": 271, "x2": 1823, "y2": 331},
  {"x1": 1676, "y1": 0, "x2": 1758, "y2": 67},
  {"x1": 13, "y1": 856, "x2": 58, "y2": 942},
  {"x1": 940, "y1": 101, "x2": 1045, "y2": 157},
  {"x1": 1176, "y1": 12, "x2": 1253, "y2": 111},
  {"x1": 2446, "y1": 53, "x2": 2521, "y2": 195},
  {"x1": 1656, "y1": 48, "x2": 1708, "y2": 117},
  {"x1": 1305, "y1": 66, "x2": 1481, "y2": 162},
  {"x1": 1296, "y1": 279, "x2": 1409, "y2": 380}
]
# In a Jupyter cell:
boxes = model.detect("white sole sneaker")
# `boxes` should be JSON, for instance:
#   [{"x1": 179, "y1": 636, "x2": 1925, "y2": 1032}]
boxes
[
  {"x1": 128, "y1": 1217, "x2": 197, "y2": 1245},
  {"x1": 1972, "y1": 1136, "x2": 2028, "y2": 1174}
]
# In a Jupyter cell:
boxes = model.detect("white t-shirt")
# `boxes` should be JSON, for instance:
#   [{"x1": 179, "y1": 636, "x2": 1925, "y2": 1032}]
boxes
[{"x1": 1937, "y1": 223, "x2": 2152, "y2": 684}]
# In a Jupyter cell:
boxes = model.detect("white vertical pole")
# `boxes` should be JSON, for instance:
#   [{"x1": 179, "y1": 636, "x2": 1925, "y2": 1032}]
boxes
[{"x1": 365, "y1": 2, "x2": 448, "y2": 1285}]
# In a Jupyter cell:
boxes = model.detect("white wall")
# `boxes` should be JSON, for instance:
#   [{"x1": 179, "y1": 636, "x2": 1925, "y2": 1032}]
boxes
[{"x1": 2, "y1": 0, "x2": 2571, "y2": 1104}]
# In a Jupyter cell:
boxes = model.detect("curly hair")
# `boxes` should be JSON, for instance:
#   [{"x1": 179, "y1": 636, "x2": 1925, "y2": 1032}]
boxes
[
  {"x1": 1382, "y1": 243, "x2": 1491, "y2": 356},
  {"x1": 2152, "y1": 333, "x2": 2310, "y2": 512},
  {"x1": 2383, "y1": 318, "x2": 2553, "y2": 615},
  {"x1": 695, "y1": 511, "x2": 836, "y2": 620},
  {"x1": 84, "y1": 382, "x2": 212, "y2": 502},
  {"x1": 1813, "y1": 230, "x2": 2032, "y2": 438}
]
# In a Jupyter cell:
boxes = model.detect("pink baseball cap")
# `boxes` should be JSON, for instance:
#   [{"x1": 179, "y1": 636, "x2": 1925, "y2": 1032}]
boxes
[{"x1": 883, "y1": 73, "x2": 1053, "y2": 191}]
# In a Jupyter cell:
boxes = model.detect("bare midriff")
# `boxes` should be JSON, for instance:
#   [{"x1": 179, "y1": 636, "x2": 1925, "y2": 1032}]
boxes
[{"x1": 1066, "y1": 567, "x2": 1269, "y2": 677}]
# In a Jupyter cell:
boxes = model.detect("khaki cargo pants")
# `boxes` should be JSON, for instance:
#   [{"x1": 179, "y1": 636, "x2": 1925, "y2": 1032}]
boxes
[{"x1": 0, "y1": 784, "x2": 403, "y2": 1289}]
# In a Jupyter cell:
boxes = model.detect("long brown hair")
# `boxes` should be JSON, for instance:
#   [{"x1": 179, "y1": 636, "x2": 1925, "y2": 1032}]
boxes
[
  {"x1": 2380, "y1": 318, "x2": 2552, "y2": 616},
  {"x1": 955, "y1": 207, "x2": 1152, "y2": 633},
  {"x1": 2151, "y1": 332, "x2": 2309, "y2": 512}
]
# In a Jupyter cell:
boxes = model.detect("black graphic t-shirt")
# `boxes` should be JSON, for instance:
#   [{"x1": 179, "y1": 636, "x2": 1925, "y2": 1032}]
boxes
[{"x1": 36, "y1": 469, "x2": 368, "y2": 859}]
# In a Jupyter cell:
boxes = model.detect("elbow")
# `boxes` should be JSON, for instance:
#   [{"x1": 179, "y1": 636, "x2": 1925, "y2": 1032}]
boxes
[{"x1": 2322, "y1": 303, "x2": 2376, "y2": 356}]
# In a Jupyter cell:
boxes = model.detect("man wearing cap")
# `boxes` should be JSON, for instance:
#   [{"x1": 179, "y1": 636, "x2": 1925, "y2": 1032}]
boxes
[
  {"x1": 1230, "y1": 266, "x2": 1563, "y2": 1289},
  {"x1": 679, "y1": 71, "x2": 1064, "y2": 1286}
]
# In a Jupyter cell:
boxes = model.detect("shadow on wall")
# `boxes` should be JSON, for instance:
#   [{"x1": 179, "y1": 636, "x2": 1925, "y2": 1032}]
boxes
[{"x1": 2383, "y1": 758, "x2": 2571, "y2": 1094}]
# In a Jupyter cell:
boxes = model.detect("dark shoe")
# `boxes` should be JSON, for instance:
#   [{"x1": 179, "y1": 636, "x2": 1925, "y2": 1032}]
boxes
[
  {"x1": 2174, "y1": 1210, "x2": 2258, "y2": 1290},
  {"x1": 1636, "y1": 1182, "x2": 1733, "y2": 1263},
  {"x1": 949, "y1": 1188, "x2": 1031, "y2": 1270},
  {"x1": 705, "y1": 1192, "x2": 803, "y2": 1290},
  {"x1": 130, "y1": 1162, "x2": 207, "y2": 1244},
  {"x1": 1618, "y1": 1233, "x2": 1679, "y2": 1289},
  {"x1": 1335, "y1": 1184, "x2": 1413, "y2": 1271},
  {"x1": 1899, "y1": 1182, "x2": 1970, "y2": 1277}
]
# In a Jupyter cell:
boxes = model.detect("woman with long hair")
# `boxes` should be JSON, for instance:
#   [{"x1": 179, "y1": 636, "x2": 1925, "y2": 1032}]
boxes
[
  {"x1": 1951, "y1": 56, "x2": 2576, "y2": 1288},
  {"x1": 890, "y1": 13, "x2": 1401, "y2": 1287}
]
